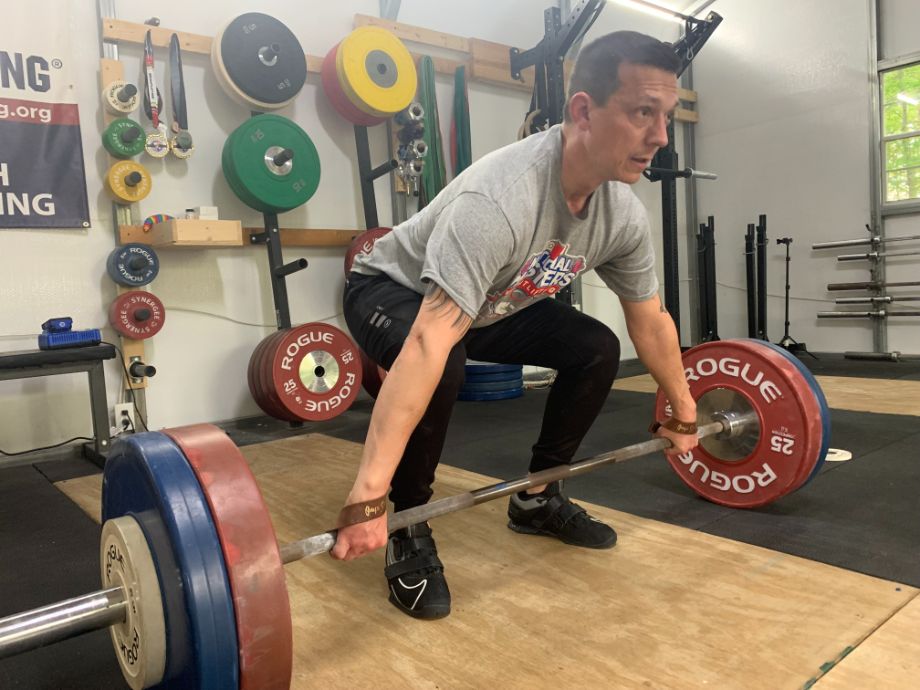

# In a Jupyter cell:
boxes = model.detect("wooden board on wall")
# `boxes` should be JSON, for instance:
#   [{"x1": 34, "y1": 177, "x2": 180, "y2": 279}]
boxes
[{"x1": 102, "y1": 16, "x2": 700, "y2": 112}]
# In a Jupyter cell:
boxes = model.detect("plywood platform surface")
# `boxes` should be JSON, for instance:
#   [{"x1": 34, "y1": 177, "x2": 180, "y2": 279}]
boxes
[
  {"x1": 812, "y1": 596, "x2": 920, "y2": 689},
  {"x1": 57, "y1": 433, "x2": 918, "y2": 689}
]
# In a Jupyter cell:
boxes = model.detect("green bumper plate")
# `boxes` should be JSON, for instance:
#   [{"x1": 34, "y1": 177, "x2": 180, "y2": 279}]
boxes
[{"x1": 222, "y1": 114, "x2": 321, "y2": 213}]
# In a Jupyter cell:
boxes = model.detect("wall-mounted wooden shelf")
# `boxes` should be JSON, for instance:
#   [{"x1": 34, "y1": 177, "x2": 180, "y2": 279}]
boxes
[
  {"x1": 118, "y1": 222, "x2": 361, "y2": 248},
  {"x1": 119, "y1": 219, "x2": 243, "y2": 247}
]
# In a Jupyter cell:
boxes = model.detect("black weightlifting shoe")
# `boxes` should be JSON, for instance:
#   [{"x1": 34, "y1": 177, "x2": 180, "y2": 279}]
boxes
[
  {"x1": 507, "y1": 481, "x2": 618, "y2": 549},
  {"x1": 384, "y1": 521, "x2": 451, "y2": 619}
]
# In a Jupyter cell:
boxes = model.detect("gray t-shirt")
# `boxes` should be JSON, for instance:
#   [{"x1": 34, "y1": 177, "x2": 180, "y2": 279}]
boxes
[{"x1": 352, "y1": 125, "x2": 659, "y2": 328}]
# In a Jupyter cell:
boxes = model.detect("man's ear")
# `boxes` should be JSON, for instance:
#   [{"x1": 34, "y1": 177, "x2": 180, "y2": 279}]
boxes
[{"x1": 567, "y1": 92, "x2": 592, "y2": 128}]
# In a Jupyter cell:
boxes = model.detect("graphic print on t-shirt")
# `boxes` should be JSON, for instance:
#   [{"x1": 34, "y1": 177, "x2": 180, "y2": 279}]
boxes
[{"x1": 480, "y1": 240, "x2": 586, "y2": 321}]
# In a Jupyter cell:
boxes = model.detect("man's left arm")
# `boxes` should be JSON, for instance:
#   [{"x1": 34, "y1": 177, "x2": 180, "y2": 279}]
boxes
[{"x1": 619, "y1": 294, "x2": 698, "y2": 455}]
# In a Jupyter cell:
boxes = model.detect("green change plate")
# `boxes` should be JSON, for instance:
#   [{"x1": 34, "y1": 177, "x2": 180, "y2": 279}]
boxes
[{"x1": 103, "y1": 118, "x2": 146, "y2": 159}]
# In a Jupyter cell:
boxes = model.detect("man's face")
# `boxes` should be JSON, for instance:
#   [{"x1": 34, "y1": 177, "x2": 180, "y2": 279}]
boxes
[{"x1": 587, "y1": 62, "x2": 679, "y2": 184}]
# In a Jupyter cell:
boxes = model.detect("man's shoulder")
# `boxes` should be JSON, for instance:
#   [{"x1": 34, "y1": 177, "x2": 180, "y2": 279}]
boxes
[{"x1": 457, "y1": 128, "x2": 559, "y2": 195}]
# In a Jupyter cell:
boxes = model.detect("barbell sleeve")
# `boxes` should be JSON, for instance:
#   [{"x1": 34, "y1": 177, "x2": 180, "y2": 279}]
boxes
[
  {"x1": 812, "y1": 237, "x2": 879, "y2": 249},
  {"x1": 686, "y1": 168, "x2": 718, "y2": 180},
  {"x1": 0, "y1": 587, "x2": 125, "y2": 659},
  {"x1": 644, "y1": 166, "x2": 718, "y2": 181},
  {"x1": 0, "y1": 417, "x2": 743, "y2": 657}
]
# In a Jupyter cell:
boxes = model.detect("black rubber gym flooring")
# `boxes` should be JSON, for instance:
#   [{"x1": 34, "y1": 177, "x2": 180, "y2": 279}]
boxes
[
  {"x1": 790, "y1": 351, "x2": 920, "y2": 380},
  {"x1": 1, "y1": 351, "x2": 918, "y2": 688},
  {"x1": 0, "y1": 465, "x2": 126, "y2": 688}
]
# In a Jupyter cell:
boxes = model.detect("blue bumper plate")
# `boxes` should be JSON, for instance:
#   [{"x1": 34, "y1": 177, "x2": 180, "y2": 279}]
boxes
[
  {"x1": 458, "y1": 387, "x2": 524, "y2": 401},
  {"x1": 745, "y1": 340, "x2": 831, "y2": 485},
  {"x1": 102, "y1": 432, "x2": 239, "y2": 690}
]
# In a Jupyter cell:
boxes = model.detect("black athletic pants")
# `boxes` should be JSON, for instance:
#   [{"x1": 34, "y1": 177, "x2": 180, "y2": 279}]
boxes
[{"x1": 343, "y1": 272, "x2": 621, "y2": 511}]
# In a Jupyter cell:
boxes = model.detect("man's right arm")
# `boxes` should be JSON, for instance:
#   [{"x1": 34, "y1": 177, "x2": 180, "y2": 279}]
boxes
[{"x1": 330, "y1": 283, "x2": 472, "y2": 561}]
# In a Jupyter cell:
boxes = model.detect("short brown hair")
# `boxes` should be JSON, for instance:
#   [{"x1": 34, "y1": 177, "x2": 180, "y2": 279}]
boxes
[{"x1": 564, "y1": 31, "x2": 680, "y2": 122}]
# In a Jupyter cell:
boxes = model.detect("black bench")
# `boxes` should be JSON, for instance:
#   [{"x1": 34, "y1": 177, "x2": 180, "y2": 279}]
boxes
[{"x1": 0, "y1": 344, "x2": 116, "y2": 465}]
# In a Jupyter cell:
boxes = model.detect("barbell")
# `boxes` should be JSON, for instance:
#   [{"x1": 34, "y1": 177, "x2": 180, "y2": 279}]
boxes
[{"x1": 0, "y1": 339, "x2": 831, "y2": 689}]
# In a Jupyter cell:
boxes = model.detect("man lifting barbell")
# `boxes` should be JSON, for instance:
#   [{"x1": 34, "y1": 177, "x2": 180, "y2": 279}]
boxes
[{"x1": 337, "y1": 30, "x2": 698, "y2": 619}]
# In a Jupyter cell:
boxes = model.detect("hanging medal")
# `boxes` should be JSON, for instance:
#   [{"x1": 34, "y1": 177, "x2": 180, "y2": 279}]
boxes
[
  {"x1": 169, "y1": 34, "x2": 194, "y2": 159},
  {"x1": 142, "y1": 30, "x2": 170, "y2": 158}
]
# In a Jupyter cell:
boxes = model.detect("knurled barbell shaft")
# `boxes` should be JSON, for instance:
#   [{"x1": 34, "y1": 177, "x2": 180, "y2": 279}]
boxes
[
  {"x1": 279, "y1": 418, "x2": 732, "y2": 562},
  {"x1": 0, "y1": 417, "x2": 741, "y2": 659}
]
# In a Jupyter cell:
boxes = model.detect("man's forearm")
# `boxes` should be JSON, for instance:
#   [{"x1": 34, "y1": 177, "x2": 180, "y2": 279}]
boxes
[
  {"x1": 347, "y1": 335, "x2": 448, "y2": 502},
  {"x1": 628, "y1": 314, "x2": 695, "y2": 419}
]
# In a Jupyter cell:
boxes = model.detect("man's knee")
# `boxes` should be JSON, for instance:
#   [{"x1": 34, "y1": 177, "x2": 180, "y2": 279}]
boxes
[{"x1": 577, "y1": 321, "x2": 621, "y2": 373}]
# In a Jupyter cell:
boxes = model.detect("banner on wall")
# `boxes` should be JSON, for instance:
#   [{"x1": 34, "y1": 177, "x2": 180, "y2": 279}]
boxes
[{"x1": 0, "y1": 9, "x2": 89, "y2": 229}]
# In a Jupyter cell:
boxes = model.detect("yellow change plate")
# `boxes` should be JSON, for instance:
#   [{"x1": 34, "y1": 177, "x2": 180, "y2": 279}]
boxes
[
  {"x1": 336, "y1": 26, "x2": 417, "y2": 117},
  {"x1": 106, "y1": 160, "x2": 152, "y2": 203}
]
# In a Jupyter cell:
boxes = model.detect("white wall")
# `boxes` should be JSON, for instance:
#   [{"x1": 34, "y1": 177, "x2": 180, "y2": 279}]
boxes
[
  {"x1": 0, "y1": 0, "x2": 691, "y2": 454},
  {"x1": 691, "y1": 0, "x2": 880, "y2": 350},
  {"x1": 880, "y1": 0, "x2": 920, "y2": 60}
]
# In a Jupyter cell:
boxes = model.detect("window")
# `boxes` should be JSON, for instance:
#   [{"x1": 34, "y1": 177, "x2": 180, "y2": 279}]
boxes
[{"x1": 881, "y1": 62, "x2": 920, "y2": 202}]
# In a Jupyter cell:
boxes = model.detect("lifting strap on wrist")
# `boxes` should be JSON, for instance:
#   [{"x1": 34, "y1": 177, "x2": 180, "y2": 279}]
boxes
[
  {"x1": 649, "y1": 417, "x2": 698, "y2": 435},
  {"x1": 336, "y1": 494, "x2": 388, "y2": 528}
]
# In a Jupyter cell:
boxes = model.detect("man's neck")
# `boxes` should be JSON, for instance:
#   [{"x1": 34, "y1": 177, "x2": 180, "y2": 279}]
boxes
[{"x1": 560, "y1": 127, "x2": 601, "y2": 216}]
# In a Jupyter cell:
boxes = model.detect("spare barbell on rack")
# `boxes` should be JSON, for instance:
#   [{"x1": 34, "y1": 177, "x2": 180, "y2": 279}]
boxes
[
  {"x1": 844, "y1": 350, "x2": 920, "y2": 362},
  {"x1": 834, "y1": 295, "x2": 920, "y2": 304},
  {"x1": 818, "y1": 309, "x2": 920, "y2": 318},
  {"x1": 826, "y1": 279, "x2": 920, "y2": 291},
  {"x1": 836, "y1": 249, "x2": 920, "y2": 262},
  {"x1": 0, "y1": 340, "x2": 832, "y2": 689},
  {"x1": 812, "y1": 231, "x2": 920, "y2": 250}
]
